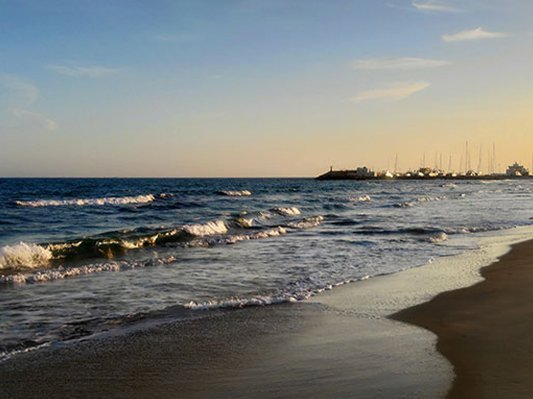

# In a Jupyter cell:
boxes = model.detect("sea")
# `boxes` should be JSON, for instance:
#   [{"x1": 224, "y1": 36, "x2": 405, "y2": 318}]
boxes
[{"x1": 0, "y1": 177, "x2": 531, "y2": 360}]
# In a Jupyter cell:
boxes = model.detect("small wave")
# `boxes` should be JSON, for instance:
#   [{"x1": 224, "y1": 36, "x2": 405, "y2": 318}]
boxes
[
  {"x1": 287, "y1": 216, "x2": 324, "y2": 229},
  {"x1": 427, "y1": 232, "x2": 448, "y2": 243},
  {"x1": 234, "y1": 217, "x2": 254, "y2": 228},
  {"x1": 350, "y1": 195, "x2": 371, "y2": 202},
  {"x1": 217, "y1": 190, "x2": 252, "y2": 197},
  {"x1": 0, "y1": 256, "x2": 177, "y2": 285},
  {"x1": 15, "y1": 194, "x2": 156, "y2": 207},
  {"x1": 0, "y1": 243, "x2": 53, "y2": 270},
  {"x1": 184, "y1": 278, "x2": 363, "y2": 311},
  {"x1": 440, "y1": 183, "x2": 458, "y2": 189},
  {"x1": 184, "y1": 294, "x2": 297, "y2": 310},
  {"x1": 225, "y1": 227, "x2": 287, "y2": 244},
  {"x1": 271, "y1": 207, "x2": 301, "y2": 216},
  {"x1": 182, "y1": 220, "x2": 228, "y2": 237},
  {"x1": 395, "y1": 195, "x2": 447, "y2": 208}
]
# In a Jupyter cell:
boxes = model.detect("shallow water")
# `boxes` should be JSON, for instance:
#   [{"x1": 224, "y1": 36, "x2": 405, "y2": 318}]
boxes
[{"x1": 0, "y1": 178, "x2": 531, "y2": 358}]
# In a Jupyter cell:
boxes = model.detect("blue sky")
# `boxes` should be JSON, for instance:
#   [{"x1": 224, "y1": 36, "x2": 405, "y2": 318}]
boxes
[{"x1": 1, "y1": 0, "x2": 532, "y2": 176}]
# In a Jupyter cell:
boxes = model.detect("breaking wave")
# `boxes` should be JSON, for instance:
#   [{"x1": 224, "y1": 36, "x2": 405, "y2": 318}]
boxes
[
  {"x1": 287, "y1": 216, "x2": 324, "y2": 229},
  {"x1": 0, "y1": 243, "x2": 53, "y2": 270},
  {"x1": 182, "y1": 220, "x2": 228, "y2": 236},
  {"x1": 184, "y1": 277, "x2": 364, "y2": 310},
  {"x1": 15, "y1": 194, "x2": 156, "y2": 207},
  {"x1": 350, "y1": 195, "x2": 371, "y2": 202},
  {"x1": 217, "y1": 190, "x2": 252, "y2": 197},
  {"x1": 271, "y1": 207, "x2": 301, "y2": 216},
  {"x1": 0, "y1": 256, "x2": 177, "y2": 285},
  {"x1": 395, "y1": 195, "x2": 447, "y2": 208},
  {"x1": 427, "y1": 232, "x2": 448, "y2": 243}
]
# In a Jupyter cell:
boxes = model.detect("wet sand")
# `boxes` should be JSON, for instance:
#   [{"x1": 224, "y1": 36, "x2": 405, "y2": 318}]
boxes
[
  {"x1": 0, "y1": 291, "x2": 449, "y2": 398},
  {"x1": 393, "y1": 239, "x2": 533, "y2": 398},
  {"x1": 0, "y1": 301, "x2": 448, "y2": 398}
]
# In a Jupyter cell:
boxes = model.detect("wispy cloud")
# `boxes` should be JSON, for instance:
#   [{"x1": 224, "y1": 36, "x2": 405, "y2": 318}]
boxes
[
  {"x1": 1, "y1": 74, "x2": 57, "y2": 131},
  {"x1": 0, "y1": 75, "x2": 40, "y2": 106},
  {"x1": 47, "y1": 64, "x2": 119, "y2": 78},
  {"x1": 412, "y1": 1, "x2": 462, "y2": 13},
  {"x1": 353, "y1": 57, "x2": 450, "y2": 70},
  {"x1": 442, "y1": 27, "x2": 510, "y2": 42},
  {"x1": 351, "y1": 81, "x2": 431, "y2": 103},
  {"x1": 10, "y1": 108, "x2": 58, "y2": 131}
]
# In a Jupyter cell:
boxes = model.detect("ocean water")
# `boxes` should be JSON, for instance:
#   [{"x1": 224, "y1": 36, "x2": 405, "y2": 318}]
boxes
[{"x1": 0, "y1": 178, "x2": 531, "y2": 359}]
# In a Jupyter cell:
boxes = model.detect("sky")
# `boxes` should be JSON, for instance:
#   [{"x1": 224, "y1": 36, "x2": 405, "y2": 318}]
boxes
[{"x1": 1, "y1": 0, "x2": 532, "y2": 177}]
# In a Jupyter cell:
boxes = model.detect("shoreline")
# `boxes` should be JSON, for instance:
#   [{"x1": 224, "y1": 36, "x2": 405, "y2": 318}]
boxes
[
  {"x1": 1, "y1": 226, "x2": 532, "y2": 398},
  {"x1": 392, "y1": 238, "x2": 533, "y2": 398}
]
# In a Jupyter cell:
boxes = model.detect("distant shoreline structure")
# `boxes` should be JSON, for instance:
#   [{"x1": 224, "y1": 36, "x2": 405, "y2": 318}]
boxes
[{"x1": 317, "y1": 163, "x2": 532, "y2": 181}]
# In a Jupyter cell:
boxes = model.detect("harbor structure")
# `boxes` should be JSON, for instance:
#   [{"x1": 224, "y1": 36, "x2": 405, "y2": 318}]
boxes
[
  {"x1": 506, "y1": 162, "x2": 529, "y2": 177},
  {"x1": 318, "y1": 162, "x2": 531, "y2": 180}
]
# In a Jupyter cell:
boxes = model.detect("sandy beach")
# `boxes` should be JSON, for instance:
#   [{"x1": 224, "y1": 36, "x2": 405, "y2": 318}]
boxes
[
  {"x1": 394, "y1": 238, "x2": 533, "y2": 398},
  {"x1": 1, "y1": 227, "x2": 532, "y2": 398}
]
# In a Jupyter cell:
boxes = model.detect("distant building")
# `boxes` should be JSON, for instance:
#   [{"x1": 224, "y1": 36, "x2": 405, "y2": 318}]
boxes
[
  {"x1": 414, "y1": 167, "x2": 443, "y2": 177},
  {"x1": 353, "y1": 166, "x2": 376, "y2": 178},
  {"x1": 506, "y1": 162, "x2": 529, "y2": 177}
]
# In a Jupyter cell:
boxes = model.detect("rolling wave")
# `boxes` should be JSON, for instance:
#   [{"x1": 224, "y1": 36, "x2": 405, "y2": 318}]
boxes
[
  {"x1": 271, "y1": 207, "x2": 301, "y2": 216},
  {"x1": 0, "y1": 207, "x2": 325, "y2": 277},
  {"x1": 217, "y1": 190, "x2": 252, "y2": 197},
  {"x1": 0, "y1": 243, "x2": 53, "y2": 270},
  {"x1": 15, "y1": 194, "x2": 156, "y2": 207},
  {"x1": 287, "y1": 215, "x2": 324, "y2": 229},
  {"x1": 395, "y1": 195, "x2": 447, "y2": 208}
]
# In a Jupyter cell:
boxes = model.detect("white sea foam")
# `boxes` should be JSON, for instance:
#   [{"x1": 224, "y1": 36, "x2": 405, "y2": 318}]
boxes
[
  {"x1": 288, "y1": 216, "x2": 324, "y2": 229},
  {"x1": 15, "y1": 194, "x2": 156, "y2": 207},
  {"x1": 272, "y1": 207, "x2": 301, "y2": 216},
  {"x1": 235, "y1": 217, "x2": 254, "y2": 228},
  {"x1": 184, "y1": 293, "x2": 303, "y2": 311},
  {"x1": 0, "y1": 242, "x2": 53, "y2": 270},
  {"x1": 225, "y1": 227, "x2": 287, "y2": 244},
  {"x1": 428, "y1": 232, "x2": 448, "y2": 243},
  {"x1": 351, "y1": 195, "x2": 372, "y2": 202},
  {"x1": 183, "y1": 220, "x2": 228, "y2": 237},
  {"x1": 218, "y1": 190, "x2": 252, "y2": 197},
  {"x1": 396, "y1": 196, "x2": 447, "y2": 208},
  {"x1": 0, "y1": 256, "x2": 176, "y2": 285},
  {"x1": 184, "y1": 277, "x2": 364, "y2": 311}
]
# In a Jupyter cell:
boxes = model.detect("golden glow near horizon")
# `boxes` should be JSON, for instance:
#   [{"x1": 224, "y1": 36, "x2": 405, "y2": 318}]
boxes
[{"x1": 0, "y1": 1, "x2": 532, "y2": 177}]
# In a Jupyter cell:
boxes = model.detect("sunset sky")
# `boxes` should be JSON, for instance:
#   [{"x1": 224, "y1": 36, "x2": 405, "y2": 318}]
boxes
[{"x1": 1, "y1": 0, "x2": 532, "y2": 177}]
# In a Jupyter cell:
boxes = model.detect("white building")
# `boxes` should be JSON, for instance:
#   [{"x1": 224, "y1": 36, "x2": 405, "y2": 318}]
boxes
[
  {"x1": 353, "y1": 166, "x2": 376, "y2": 178},
  {"x1": 506, "y1": 162, "x2": 529, "y2": 177}
]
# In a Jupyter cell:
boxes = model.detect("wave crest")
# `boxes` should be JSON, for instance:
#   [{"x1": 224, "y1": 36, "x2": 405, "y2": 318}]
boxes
[
  {"x1": 15, "y1": 194, "x2": 156, "y2": 207},
  {"x1": 182, "y1": 220, "x2": 228, "y2": 237},
  {"x1": 288, "y1": 216, "x2": 324, "y2": 229},
  {"x1": 0, "y1": 243, "x2": 53, "y2": 270},
  {"x1": 350, "y1": 195, "x2": 371, "y2": 202},
  {"x1": 217, "y1": 190, "x2": 252, "y2": 197},
  {"x1": 271, "y1": 207, "x2": 301, "y2": 216}
]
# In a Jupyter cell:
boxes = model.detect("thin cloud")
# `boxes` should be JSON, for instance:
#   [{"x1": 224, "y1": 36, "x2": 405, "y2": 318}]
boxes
[
  {"x1": 412, "y1": 1, "x2": 462, "y2": 13},
  {"x1": 353, "y1": 57, "x2": 450, "y2": 70},
  {"x1": 351, "y1": 81, "x2": 431, "y2": 103},
  {"x1": 10, "y1": 108, "x2": 58, "y2": 131},
  {"x1": 442, "y1": 27, "x2": 510, "y2": 42},
  {"x1": 47, "y1": 65, "x2": 119, "y2": 78},
  {"x1": 0, "y1": 75, "x2": 40, "y2": 106}
]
